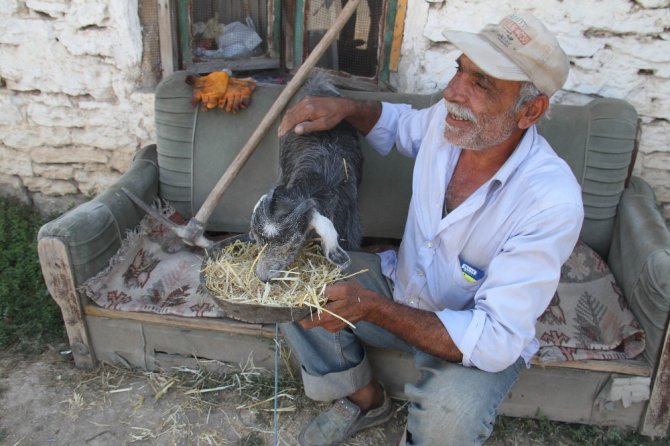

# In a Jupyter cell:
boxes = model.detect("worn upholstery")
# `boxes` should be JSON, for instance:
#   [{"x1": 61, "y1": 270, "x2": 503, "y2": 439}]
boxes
[
  {"x1": 38, "y1": 145, "x2": 158, "y2": 284},
  {"x1": 609, "y1": 177, "x2": 670, "y2": 364}
]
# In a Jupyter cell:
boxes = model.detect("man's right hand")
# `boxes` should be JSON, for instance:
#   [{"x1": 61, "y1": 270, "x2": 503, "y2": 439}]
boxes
[{"x1": 278, "y1": 96, "x2": 352, "y2": 137}]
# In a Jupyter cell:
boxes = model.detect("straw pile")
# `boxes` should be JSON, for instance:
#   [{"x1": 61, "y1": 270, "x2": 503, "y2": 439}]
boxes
[{"x1": 202, "y1": 239, "x2": 363, "y2": 320}]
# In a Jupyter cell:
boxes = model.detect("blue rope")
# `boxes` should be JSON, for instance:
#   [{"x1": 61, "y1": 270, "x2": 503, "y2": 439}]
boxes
[{"x1": 273, "y1": 322, "x2": 279, "y2": 445}]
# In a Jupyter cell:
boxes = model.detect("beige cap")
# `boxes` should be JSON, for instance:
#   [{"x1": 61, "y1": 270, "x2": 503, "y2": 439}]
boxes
[{"x1": 442, "y1": 12, "x2": 569, "y2": 97}]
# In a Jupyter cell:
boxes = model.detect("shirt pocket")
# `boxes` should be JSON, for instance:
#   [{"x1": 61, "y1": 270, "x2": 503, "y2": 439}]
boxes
[{"x1": 450, "y1": 258, "x2": 483, "y2": 291}]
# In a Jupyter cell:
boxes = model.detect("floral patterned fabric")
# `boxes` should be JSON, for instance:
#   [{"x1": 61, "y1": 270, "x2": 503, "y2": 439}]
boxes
[
  {"x1": 82, "y1": 208, "x2": 225, "y2": 318},
  {"x1": 83, "y1": 210, "x2": 645, "y2": 362},
  {"x1": 536, "y1": 240, "x2": 645, "y2": 362}
]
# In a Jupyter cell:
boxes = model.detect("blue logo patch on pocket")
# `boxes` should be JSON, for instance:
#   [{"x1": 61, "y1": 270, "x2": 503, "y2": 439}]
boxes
[{"x1": 460, "y1": 258, "x2": 484, "y2": 282}]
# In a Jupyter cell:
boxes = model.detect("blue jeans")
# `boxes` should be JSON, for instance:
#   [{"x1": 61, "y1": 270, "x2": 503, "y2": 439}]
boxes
[{"x1": 280, "y1": 252, "x2": 524, "y2": 445}]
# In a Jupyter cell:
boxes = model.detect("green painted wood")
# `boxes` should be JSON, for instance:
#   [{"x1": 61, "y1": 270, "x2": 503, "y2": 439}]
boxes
[
  {"x1": 273, "y1": 0, "x2": 281, "y2": 58},
  {"x1": 178, "y1": 0, "x2": 192, "y2": 68},
  {"x1": 293, "y1": 0, "x2": 305, "y2": 68},
  {"x1": 380, "y1": 0, "x2": 397, "y2": 82}
]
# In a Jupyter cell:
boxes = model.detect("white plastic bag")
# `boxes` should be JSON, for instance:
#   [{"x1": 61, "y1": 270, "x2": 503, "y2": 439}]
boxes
[{"x1": 217, "y1": 20, "x2": 262, "y2": 58}]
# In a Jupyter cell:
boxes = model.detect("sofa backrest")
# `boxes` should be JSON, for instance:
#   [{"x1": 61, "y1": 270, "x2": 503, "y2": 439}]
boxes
[{"x1": 154, "y1": 72, "x2": 638, "y2": 259}]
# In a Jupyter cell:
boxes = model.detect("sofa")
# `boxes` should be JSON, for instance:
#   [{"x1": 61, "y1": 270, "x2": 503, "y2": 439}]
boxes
[{"x1": 37, "y1": 72, "x2": 670, "y2": 436}]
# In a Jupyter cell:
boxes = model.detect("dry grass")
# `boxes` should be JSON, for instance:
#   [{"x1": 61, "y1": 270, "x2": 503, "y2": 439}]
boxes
[
  {"x1": 16, "y1": 346, "x2": 663, "y2": 446},
  {"x1": 202, "y1": 240, "x2": 366, "y2": 327},
  {"x1": 62, "y1": 350, "x2": 314, "y2": 445}
]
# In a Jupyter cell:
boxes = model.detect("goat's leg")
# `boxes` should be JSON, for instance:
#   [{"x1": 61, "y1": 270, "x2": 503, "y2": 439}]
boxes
[{"x1": 309, "y1": 210, "x2": 351, "y2": 269}]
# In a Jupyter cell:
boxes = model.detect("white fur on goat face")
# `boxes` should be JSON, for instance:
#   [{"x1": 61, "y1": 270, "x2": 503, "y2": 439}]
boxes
[
  {"x1": 249, "y1": 188, "x2": 351, "y2": 282},
  {"x1": 249, "y1": 190, "x2": 312, "y2": 282}
]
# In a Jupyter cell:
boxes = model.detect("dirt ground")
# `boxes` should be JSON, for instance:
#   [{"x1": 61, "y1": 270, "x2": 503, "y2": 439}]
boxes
[
  {"x1": 0, "y1": 346, "x2": 661, "y2": 446},
  {"x1": 0, "y1": 346, "x2": 409, "y2": 446}
]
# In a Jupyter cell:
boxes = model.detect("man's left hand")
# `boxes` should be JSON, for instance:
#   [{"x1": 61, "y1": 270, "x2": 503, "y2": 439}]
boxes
[{"x1": 299, "y1": 281, "x2": 378, "y2": 332}]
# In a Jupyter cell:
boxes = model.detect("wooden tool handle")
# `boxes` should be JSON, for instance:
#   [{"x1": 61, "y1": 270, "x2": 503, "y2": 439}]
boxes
[{"x1": 194, "y1": 0, "x2": 362, "y2": 224}]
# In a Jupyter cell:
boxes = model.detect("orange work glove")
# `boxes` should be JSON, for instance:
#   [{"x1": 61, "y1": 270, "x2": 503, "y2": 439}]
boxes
[
  {"x1": 185, "y1": 71, "x2": 230, "y2": 109},
  {"x1": 220, "y1": 77, "x2": 257, "y2": 113}
]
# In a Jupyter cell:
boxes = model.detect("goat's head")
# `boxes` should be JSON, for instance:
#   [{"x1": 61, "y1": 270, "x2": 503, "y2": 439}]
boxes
[{"x1": 249, "y1": 186, "x2": 351, "y2": 282}]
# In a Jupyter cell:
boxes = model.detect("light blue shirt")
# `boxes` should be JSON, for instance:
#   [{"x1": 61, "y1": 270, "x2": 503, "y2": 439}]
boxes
[{"x1": 366, "y1": 100, "x2": 584, "y2": 372}]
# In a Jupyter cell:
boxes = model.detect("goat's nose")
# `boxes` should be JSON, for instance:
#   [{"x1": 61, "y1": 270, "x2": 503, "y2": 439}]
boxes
[{"x1": 255, "y1": 265, "x2": 277, "y2": 283}]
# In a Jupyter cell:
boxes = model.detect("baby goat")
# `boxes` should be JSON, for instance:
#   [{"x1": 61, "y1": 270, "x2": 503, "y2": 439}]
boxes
[{"x1": 249, "y1": 75, "x2": 363, "y2": 282}]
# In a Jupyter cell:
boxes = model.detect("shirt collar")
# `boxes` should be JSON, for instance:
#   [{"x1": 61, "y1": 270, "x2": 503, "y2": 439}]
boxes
[{"x1": 489, "y1": 125, "x2": 537, "y2": 188}]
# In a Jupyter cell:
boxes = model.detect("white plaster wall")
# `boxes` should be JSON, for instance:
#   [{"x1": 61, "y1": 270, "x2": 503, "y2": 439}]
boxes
[
  {"x1": 0, "y1": 0, "x2": 667, "y2": 224},
  {"x1": 393, "y1": 0, "x2": 670, "y2": 222},
  {"x1": 0, "y1": 0, "x2": 154, "y2": 215}
]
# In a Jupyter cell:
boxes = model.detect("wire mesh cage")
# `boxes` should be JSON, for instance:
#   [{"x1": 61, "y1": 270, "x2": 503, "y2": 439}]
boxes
[
  {"x1": 191, "y1": 0, "x2": 272, "y2": 61},
  {"x1": 302, "y1": 0, "x2": 383, "y2": 78},
  {"x1": 139, "y1": 0, "x2": 162, "y2": 88},
  {"x1": 185, "y1": 0, "x2": 389, "y2": 80}
]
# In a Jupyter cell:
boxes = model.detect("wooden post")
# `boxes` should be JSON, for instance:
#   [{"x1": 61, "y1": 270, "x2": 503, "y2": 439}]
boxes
[
  {"x1": 157, "y1": 0, "x2": 175, "y2": 78},
  {"x1": 38, "y1": 237, "x2": 97, "y2": 369},
  {"x1": 641, "y1": 318, "x2": 670, "y2": 437},
  {"x1": 177, "y1": 0, "x2": 192, "y2": 69},
  {"x1": 389, "y1": 0, "x2": 407, "y2": 73}
]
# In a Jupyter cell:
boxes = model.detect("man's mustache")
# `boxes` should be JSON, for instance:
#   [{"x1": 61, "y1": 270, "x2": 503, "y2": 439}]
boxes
[{"x1": 445, "y1": 101, "x2": 478, "y2": 123}]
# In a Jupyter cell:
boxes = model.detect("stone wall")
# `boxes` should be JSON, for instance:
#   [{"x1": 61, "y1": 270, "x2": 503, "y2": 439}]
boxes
[
  {"x1": 0, "y1": 0, "x2": 668, "y2": 223},
  {"x1": 0, "y1": 0, "x2": 155, "y2": 216},
  {"x1": 394, "y1": 0, "x2": 670, "y2": 223}
]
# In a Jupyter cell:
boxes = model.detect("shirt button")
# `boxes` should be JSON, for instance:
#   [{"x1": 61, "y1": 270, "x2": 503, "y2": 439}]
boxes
[
  {"x1": 416, "y1": 270, "x2": 425, "y2": 277},
  {"x1": 426, "y1": 241, "x2": 433, "y2": 248}
]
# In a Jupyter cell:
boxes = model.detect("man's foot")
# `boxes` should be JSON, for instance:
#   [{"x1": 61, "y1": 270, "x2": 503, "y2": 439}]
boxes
[{"x1": 298, "y1": 389, "x2": 394, "y2": 446}]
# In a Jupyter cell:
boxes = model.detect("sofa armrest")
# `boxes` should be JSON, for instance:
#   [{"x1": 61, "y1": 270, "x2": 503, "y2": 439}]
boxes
[
  {"x1": 608, "y1": 176, "x2": 670, "y2": 365},
  {"x1": 37, "y1": 145, "x2": 158, "y2": 368},
  {"x1": 38, "y1": 144, "x2": 159, "y2": 285}
]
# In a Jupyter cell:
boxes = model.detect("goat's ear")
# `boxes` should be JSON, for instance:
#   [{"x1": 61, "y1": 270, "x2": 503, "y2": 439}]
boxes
[
  {"x1": 252, "y1": 192, "x2": 270, "y2": 214},
  {"x1": 271, "y1": 185, "x2": 298, "y2": 216},
  {"x1": 308, "y1": 209, "x2": 351, "y2": 269}
]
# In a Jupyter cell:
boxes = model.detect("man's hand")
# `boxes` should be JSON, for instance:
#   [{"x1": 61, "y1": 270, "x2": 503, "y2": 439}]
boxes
[
  {"x1": 299, "y1": 280, "x2": 465, "y2": 363},
  {"x1": 278, "y1": 96, "x2": 353, "y2": 137},
  {"x1": 300, "y1": 281, "x2": 380, "y2": 332}
]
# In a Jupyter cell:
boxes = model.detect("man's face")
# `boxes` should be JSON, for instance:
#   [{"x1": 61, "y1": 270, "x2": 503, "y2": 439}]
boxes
[{"x1": 442, "y1": 55, "x2": 523, "y2": 151}]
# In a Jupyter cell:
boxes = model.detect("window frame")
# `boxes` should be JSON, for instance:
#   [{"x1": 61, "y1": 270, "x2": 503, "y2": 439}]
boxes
[{"x1": 157, "y1": 0, "x2": 407, "y2": 84}]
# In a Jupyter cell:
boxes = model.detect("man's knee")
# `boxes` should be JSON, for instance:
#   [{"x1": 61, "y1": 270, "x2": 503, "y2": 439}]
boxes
[
  {"x1": 404, "y1": 376, "x2": 497, "y2": 445},
  {"x1": 401, "y1": 354, "x2": 522, "y2": 445}
]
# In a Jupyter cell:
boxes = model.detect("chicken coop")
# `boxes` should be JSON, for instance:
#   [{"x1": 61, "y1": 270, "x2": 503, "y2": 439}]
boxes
[{"x1": 157, "y1": 0, "x2": 405, "y2": 86}]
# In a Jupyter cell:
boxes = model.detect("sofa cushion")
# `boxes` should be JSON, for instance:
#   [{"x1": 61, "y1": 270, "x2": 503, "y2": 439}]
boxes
[
  {"x1": 82, "y1": 207, "x2": 225, "y2": 318},
  {"x1": 536, "y1": 240, "x2": 645, "y2": 362},
  {"x1": 536, "y1": 99, "x2": 638, "y2": 259}
]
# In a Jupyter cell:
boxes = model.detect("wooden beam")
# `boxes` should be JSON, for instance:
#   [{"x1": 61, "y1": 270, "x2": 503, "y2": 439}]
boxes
[
  {"x1": 380, "y1": 0, "x2": 398, "y2": 83},
  {"x1": 293, "y1": 0, "x2": 305, "y2": 68},
  {"x1": 38, "y1": 238, "x2": 96, "y2": 369},
  {"x1": 84, "y1": 303, "x2": 653, "y2": 377},
  {"x1": 178, "y1": 0, "x2": 192, "y2": 68},
  {"x1": 157, "y1": 0, "x2": 175, "y2": 77},
  {"x1": 389, "y1": 0, "x2": 407, "y2": 72},
  {"x1": 185, "y1": 57, "x2": 281, "y2": 73},
  {"x1": 270, "y1": 0, "x2": 281, "y2": 58},
  {"x1": 530, "y1": 356, "x2": 651, "y2": 377},
  {"x1": 641, "y1": 317, "x2": 670, "y2": 437},
  {"x1": 84, "y1": 304, "x2": 277, "y2": 338}
]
